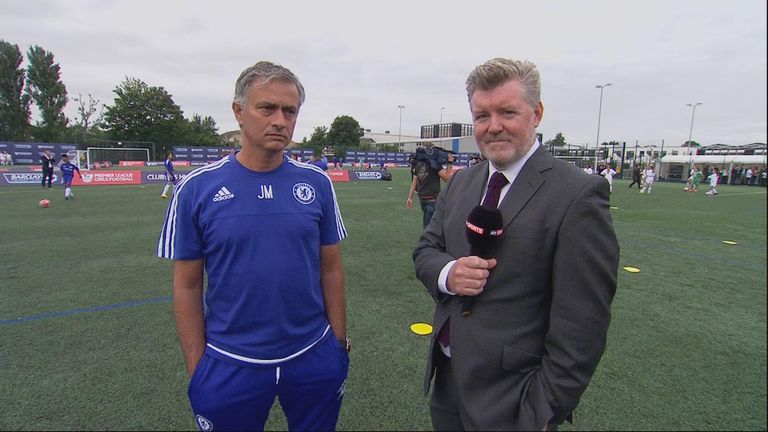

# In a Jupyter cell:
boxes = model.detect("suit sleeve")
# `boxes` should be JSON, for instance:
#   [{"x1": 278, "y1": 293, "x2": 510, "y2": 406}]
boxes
[
  {"x1": 538, "y1": 175, "x2": 619, "y2": 424},
  {"x1": 413, "y1": 170, "x2": 458, "y2": 303}
]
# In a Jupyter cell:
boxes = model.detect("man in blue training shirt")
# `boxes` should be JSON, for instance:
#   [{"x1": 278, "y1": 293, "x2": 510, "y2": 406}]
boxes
[
  {"x1": 158, "y1": 61, "x2": 349, "y2": 432},
  {"x1": 161, "y1": 151, "x2": 177, "y2": 199},
  {"x1": 59, "y1": 154, "x2": 82, "y2": 200},
  {"x1": 314, "y1": 153, "x2": 329, "y2": 171}
]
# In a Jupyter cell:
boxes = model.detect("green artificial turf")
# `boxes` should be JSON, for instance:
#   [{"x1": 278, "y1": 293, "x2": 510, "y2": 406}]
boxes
[{"x1": 1, "y1": 168, "x2": 765, "y2": 430}]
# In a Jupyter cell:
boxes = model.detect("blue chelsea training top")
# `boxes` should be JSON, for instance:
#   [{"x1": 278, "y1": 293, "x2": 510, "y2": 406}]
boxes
[{"x1": 157, "y1": 153, "x2": 347, "y2": 362}]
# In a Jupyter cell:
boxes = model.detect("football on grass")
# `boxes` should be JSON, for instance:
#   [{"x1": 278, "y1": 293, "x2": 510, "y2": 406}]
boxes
[{"x1": 39, "y1": 199, "x2": 50, "y2": 208}]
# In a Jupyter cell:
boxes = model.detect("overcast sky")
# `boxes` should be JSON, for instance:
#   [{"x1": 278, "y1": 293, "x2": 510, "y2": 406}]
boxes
[{"x1": 3, "y1": 0, "x2": 766, "y2": 148}]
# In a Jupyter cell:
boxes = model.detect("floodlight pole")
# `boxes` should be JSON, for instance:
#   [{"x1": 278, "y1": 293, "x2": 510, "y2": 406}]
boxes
[
  {"x1": 398, "y1": 105, "x2": 405, "y2": 146},
  {"x1": 686, "y1": 102, "x2": 703, "y2": 168},
  {"x1": 594, "y1": 83, "x2": 612, "y2": 169},
  {"x1": 440, "y1": 107, "x2": 445, "y2": 123}
]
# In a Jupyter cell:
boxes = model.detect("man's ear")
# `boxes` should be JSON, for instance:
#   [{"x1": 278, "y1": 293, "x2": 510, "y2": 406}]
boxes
[
  {"x1": 534, "y1": 101, "x2": 544, "y2": 128},
  {"x1": 232, "y1": 101, "x2": 243, "y2": 127}
]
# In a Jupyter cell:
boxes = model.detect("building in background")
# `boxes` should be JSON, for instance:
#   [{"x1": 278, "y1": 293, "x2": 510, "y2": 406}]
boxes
[{"x1": 420, "y1": 122, "x2": 474, "y2": 139}]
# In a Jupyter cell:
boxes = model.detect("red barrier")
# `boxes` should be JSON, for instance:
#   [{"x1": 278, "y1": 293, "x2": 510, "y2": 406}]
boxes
[{"x1": 327, "y1": 170, "x2": 350, "y2": 182}]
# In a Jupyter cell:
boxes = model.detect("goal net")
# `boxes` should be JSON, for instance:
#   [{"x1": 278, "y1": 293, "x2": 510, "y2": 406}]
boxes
[{"x1": 86, "y1": 147, "x2": 150, "y2": 168}]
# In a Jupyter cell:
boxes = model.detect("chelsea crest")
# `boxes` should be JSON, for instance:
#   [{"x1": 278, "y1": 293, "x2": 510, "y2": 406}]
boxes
[{"x1": 292, "y1": 182, "x2": 316, "y2": 205}]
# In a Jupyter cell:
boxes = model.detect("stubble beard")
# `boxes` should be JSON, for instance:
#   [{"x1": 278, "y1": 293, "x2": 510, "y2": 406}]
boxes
[{"x1": 480, "y1": 131, "x2": 536, "y2": 170}]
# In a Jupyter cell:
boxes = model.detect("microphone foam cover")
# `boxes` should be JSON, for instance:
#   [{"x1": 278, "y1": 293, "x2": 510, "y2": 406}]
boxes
[{"x1": 465, "y1": 206, "x2": 504, "y2": 258}]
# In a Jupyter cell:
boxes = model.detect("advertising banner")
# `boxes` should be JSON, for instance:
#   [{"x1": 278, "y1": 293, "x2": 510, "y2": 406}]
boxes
[
  {"x1": 71, "y1": 171, "x2": 141, "y2": 186},
  {"x1": 173, "y1": 146, "x2": 232, "y2": 163},
  {"x1": 1, "y1": 172, "x2": 58, "y2": 185},
  {"x1": 0, "y1": 142, "x2": 77, "y2": 165},
  {"x1": 119, "y1": 161, "x2": 145, "y2": 166},
  {"x1": 142, "y1": 172, "x2": 190, "y2": 184},
  {"x1": 351, "y1": 170, "x2": 387, "y2": 181},
  {"x1": 327, "y1": 170, "x2": 350, "y2": 182}
]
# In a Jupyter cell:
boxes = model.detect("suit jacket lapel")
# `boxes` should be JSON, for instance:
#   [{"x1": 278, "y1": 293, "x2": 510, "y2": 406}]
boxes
[
  {"x1": 457, "y1": 161, "x2": 491, "y2": 216},
  {"x1": 498, "y1": 146, "x2": 552, "y2": 228}
]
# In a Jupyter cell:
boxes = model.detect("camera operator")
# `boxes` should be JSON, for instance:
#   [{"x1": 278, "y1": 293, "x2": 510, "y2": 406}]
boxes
[{"x1": 405, "y1": 143, "x2": 454, "y2": 228}]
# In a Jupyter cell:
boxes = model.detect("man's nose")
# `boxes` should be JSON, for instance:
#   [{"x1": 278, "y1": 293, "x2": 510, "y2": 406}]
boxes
[
  {"x1": 270, "y1": 111, "x2": 288, "y2": 130},
  {"x1": 488, "y1": 113, "x2": 503, "y2": 134}
]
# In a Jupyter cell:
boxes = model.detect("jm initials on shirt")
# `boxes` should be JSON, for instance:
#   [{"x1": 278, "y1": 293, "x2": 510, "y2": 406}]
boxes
[{"x1": 258, "y1": 185, "x2": 273, "y2": 199}]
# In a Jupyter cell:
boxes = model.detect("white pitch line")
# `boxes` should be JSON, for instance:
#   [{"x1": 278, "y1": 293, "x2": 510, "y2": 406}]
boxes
[{"x1": 709, "y1": 191, "x2": 767, "y2": 197}]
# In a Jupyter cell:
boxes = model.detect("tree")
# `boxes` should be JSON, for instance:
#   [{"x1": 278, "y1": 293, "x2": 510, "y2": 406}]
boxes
[
  {"x1": 72, "y1": 93, "x2": 103, "y2": 131},
  {"x1": 306, "y1": 126, "x2": 327, "y2": 149},
  {"x1": 683, "y1": 140, "x2": 700, "y2": 147},
  {"x1": 326, "y1": 115, "x2": 363, "y2": 149},
  {"x1": 103, "y1": 77, "x2": 185, "y2": 156},
  {"x1": 544, "y1": 132, "x2": 567, "y2": 147},
  {"x1": 181, "y1": 114, "x2": 222, "y2": 146},
  {"x1": 0, "y1": 40, "x2": 31, "y2": 140},
  {"x1": 25, "y1": 45, "x2": 68, "y2": 142},
  {"x1": 68, "y1": 93, "x2": 104, "y2": 145}
]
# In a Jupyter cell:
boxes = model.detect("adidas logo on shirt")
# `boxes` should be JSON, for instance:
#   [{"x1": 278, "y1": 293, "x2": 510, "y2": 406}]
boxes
[{"x1": 212, "y1": 186, "x2": 235, "y2": 202}]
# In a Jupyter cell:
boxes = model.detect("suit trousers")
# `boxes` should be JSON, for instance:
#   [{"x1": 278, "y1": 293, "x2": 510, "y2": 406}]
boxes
[{"x1": 430, "y1": 350, "x2": 464, "y2": 431}]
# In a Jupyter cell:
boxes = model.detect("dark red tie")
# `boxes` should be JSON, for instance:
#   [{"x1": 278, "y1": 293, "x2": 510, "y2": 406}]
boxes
[
  {"x1": 482, "y1": 171, "x2": 509, "y2": 209},
  {"x1": 438, "y1": 171, "x2": 509, "y2": 349}
]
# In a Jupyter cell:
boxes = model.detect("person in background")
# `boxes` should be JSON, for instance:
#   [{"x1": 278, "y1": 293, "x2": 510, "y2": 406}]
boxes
[
  {"x1": 640, "y1": 164, "x2": 655, "y2": 194},
  {"x1": 684, "y1": 165, "x2": 696, "y2": 191},
  {"x1": 158, "y1": 61, "x2": 349, "y2": 432},
  {"x1": 59, "y1": 154, "x2": 83, "y2": 200},
  {"x1": 413, "y1": 57, "x2": 618, "y2": 431},
  {"x1": 628, "y1": 163, "x2": 642, "y2": 188},
  {"x1": 316, "y1": 153, "x2": 329, "y2": 171},
  {"x1": 40, "y1": 150, "x2": 55, "y2": 188},
  {"x1": 691, "y1": 166, "x2": 703, "y2": 192},
  {"x1": 600, "y1": 162, "x2": 617, "y2": 193},
  {"x1": 406, "y1": 144, "x2": 452, "y2": 228},
  {"x1": 706, "y1": 167, "x2": 720, "y2": 196},
  {"x1": 161, "y1": 151, "x2": 178, "y2": 199}
]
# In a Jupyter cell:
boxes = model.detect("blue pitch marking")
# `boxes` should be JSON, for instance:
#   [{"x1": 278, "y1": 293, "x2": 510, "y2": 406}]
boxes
[{"x1": 0, "y1": 295, "x2": 172, "y2": 325}]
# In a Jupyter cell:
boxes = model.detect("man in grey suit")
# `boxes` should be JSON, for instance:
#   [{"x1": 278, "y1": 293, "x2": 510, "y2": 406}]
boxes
[{"x1": 413, "y1": 58, "x2": 619, "y2": 431}]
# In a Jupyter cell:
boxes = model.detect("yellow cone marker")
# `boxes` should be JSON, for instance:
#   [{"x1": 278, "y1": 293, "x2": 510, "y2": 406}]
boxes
[
  {"x1": 722, "y1": 240, "x2": 738, "y2": 245},
  {"x1": 623, "y1": 266, "x2": 640, "y2": 273},
  {"x1": 410, "y1": 322, "x2": 433, "y2": 335}
]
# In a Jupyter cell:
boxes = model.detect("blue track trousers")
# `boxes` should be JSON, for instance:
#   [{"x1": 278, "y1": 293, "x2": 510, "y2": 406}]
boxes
[{"x1": 188, "y1": 332, "x2": 349, "y2": 431}]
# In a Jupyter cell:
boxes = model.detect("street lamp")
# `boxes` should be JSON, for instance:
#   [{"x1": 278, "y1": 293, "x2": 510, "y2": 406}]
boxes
[
  {"x1": 594, "y1": 83, "x2": 612, "y2": 169},
  {"x1": 686, "y1": 102, "x2": 703, "y2": 168},
  {"x1": 398, "y1": 105, "x2": 405, "y2": 145},
  {"x1": 440, "y1": 107, "x2": 446, "y2": 123}
]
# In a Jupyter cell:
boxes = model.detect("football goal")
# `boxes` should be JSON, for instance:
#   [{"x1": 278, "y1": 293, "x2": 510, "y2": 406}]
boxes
[{"x1": 86, "y1": 147, "x2": 150, "y2": 168}]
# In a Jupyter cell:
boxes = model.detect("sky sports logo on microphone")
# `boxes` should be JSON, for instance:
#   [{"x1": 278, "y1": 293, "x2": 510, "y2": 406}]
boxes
[{"x1": 465, "y1": 221, "x2": 503, "y2": 237}]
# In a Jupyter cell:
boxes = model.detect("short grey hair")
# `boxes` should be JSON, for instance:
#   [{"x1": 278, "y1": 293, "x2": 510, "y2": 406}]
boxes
[
  {"x1": 465, "y1": 58, "x2": 541, "y2": 109},
  {"x1": 234, "y1": 61, "x2": 306, "y2": 107}
]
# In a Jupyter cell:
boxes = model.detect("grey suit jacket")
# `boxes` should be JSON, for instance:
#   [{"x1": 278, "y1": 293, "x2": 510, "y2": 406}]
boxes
[{"x1": 413, "y1": 146, "x2": 619, "y2": 430}]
